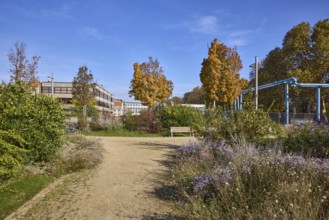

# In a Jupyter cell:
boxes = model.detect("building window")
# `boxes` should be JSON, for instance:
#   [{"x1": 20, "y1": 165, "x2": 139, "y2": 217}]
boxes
[
  {"x1": 54, "y1": 87, "x2": 72, "y2": 94},
  {"x1": 41, "y1": 86, "x2": 52, "y2": 93}
]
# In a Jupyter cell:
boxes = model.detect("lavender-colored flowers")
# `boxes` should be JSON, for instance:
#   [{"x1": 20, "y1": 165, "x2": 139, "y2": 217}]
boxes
[
  {"x1": 309, "y1": 158, "x2": 329, "y2": 176},
  {"x1": 209, "y1": 140, "x2": 234, "y2": 156},
  {"x1": 193, "y1": 173, "x2": 212, "y2": 193},
  {"x1": 211, "y1": 167, "x2": 233, "y2": 184},
  {"x1": 177, "y1": 141, "x2": 203, "y2": 158},
  {"x1": 275, "y1": 155, "x2": 306, "y2": 170},
  {"x1": 193, "y1": 166, "x2": 233, "y2": 194}
]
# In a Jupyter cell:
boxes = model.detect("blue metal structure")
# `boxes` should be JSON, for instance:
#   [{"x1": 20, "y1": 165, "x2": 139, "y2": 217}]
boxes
[{"x1": 236, "y1": 77, "x2": 329, "y2": 124}]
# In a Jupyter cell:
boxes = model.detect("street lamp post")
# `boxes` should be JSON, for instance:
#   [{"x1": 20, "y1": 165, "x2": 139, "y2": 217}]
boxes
[
  {"x1": 48, "y1": 73, "x2": 54, "y2": 95},
  {"x1": 255, "y1": 56, "x2": 258, "y2": 110}
]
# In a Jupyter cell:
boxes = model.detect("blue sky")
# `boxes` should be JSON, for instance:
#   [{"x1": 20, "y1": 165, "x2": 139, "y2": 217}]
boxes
[{"x1": 0, "y1": 0, "x2": 328, "y2": 101}]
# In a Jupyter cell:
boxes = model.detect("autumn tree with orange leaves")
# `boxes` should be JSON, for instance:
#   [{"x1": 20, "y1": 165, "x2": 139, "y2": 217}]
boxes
[
  {"x1": 200, "y1": 39, "x2": 247, "y2": 109},
  {"x1": 129, "y1": 57, "x2": 173, "y2": 107}
]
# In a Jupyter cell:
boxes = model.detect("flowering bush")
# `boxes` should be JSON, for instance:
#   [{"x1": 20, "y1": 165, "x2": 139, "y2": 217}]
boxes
[{"x1": 172, "y1": 140, "x2": 329, "y2": 219}]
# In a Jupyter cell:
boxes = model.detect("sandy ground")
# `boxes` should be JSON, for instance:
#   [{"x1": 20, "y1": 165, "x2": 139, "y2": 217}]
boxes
[{"x1": 7, "y1": 136, "x2": 194, "y2": 220}]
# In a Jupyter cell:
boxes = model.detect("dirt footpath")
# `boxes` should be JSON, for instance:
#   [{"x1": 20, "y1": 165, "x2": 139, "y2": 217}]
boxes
[{"x1": 8, "y1": 137, "x2": 194, "y2": 220}]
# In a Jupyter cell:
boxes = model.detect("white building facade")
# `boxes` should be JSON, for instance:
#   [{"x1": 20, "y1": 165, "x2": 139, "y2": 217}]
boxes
[{"x1": 124, "y1": 101, "x2": 148, "y2": 115}]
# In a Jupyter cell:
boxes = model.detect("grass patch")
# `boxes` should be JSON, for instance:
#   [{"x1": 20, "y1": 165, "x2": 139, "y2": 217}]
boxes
[
  {"x1": 0, "y1": 175, "x2": 54, "y2": 220},
  {"x1": 85, "y1": 128, "x2": 161, "y2": 137}
]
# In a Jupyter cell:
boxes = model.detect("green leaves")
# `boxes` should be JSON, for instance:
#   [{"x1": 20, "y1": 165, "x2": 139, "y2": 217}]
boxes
[
  {"x1": 0, "y1": 130, "x2": 28, "y2": 180},
  {"x1": 72, "y1": 65, "x2": 97, "y2": 131},
  {"x1": 0, "y1": 82, "x2": 66, "y2": 163},
  {"x1": 258, "y1": 19, "x2": 329, "y2": 111}
]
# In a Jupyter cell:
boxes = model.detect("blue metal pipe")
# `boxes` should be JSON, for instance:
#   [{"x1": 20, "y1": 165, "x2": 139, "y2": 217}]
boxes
[
  {"x1": 239, "y1": 94, "x2": 243, "y2": 110},
  {"x1": 316, "y1": 87, "x2": 321, "y2": 122},
  {"x1": 285, "y1": 83, "x2": 289, "y2": 125},
  {"x1": 234, "y1": 99, "x2": 237, "y2": 111},
  {"x1": 295, "y1": 83, "x2": 329, "y2": 88},
  {"x1": 243, "y1": 77, "x2": 297, "y2": 94}
]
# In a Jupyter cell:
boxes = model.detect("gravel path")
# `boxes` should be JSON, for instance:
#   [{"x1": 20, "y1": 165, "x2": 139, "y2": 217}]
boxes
[{"x1": 8, "y1": 137, "x2": 194, "y2": 220}]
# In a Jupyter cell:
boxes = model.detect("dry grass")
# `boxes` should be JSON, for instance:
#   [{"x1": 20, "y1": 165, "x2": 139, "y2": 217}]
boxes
[{"x1": 48, "y1": 134, "x2": 104, "y2": 176}]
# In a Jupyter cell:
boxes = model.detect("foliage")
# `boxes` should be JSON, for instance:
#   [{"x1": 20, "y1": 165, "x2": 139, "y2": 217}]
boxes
[
  {"x1": 0, "y1": 82, "x2": 66, "y2": 162},
  {"x1": 122, "y1": 111, "x2": 138, "y2": 131},
  {"x1": 158, "y1": 105, "x2": 203, "y2": 133},
  {"x1": 0, "y1": 130, "x2": 28, "y2": 180},
  {"x1": 172, "y1": 140, "x2": 329, "y2": 219},
  {"x1": 200, "y1": 38, "x2": 247, "y2": 108},
  {"x1": 8, "y1": 41, "x2": 40, "y2": 90},
  {"x1": 72, "y1": 65, "x2": 97, "y2": 131},
  {"x1": 257, "y1": 19, "x2": 329, "y2": 112},
  {"x1": 136, "y1": 109, "x2": 161, "y2": 133},
  {"x1": 122, "y1": 109, "x2": 161, "y2": 133},
  {"x1": 283, "y1": 125, "x2": 329, "y2": 157},
  {"x1": 0, "y1": 175, "x2": 54, "y2": 220},
  {"x1": 195, "y1": 108, "x2": 282, "y2": 145},
  {"x1": 183, "y1": 86, "x2": 206, "y2": 104},
  {"x1": 169, "y1": 96, "x2": 184, "y2": 104},
  {"x1": 129, "y1": 57, "x2": 173, "y2": 107}
]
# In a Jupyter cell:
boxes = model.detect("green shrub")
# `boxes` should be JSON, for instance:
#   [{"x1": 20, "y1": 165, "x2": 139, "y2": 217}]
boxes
[
  {"x1": 158, "y1": 105, "x2": 202, "y2": 133},
  {"x1": 137, "y1": 109, "x2": 161, "y2": 133},
  {"x1": 283, "y1": 125, "x2": 329, "y2": 157},
  {"x1": 195, "y1": 108, "x2": 282, "y2": 145},
  {"x1": 122, "y1": 111, "x2": 138, "y2": 131},
  {"x1": 0, "y1": 82, "x2": 66, "y2": 162},
  {"x1": 0, "y1": 130, "x2": 28, "y2": 180}
]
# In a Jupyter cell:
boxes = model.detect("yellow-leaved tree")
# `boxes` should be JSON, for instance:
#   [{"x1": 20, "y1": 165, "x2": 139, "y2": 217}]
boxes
[
  {"x1": 129, "y1": 57, "x2": 173, "y2": 107},
  {"x1": 200, "y1": 38, "x2": 247, "y2": 109}
]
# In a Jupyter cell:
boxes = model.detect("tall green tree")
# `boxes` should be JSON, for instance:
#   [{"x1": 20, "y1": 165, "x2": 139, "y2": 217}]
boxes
[
  {"x1": 258, "y1": 19, "x2": 329, "y2": 114},
  {"x1": 72, "y1": 66, "x2": 97, "y2": 130},
  {"x1": 200, "y1": 38, "x2": 247, "y2": 108},
  {"x1": 183, "y1": 86, "x2": 206, "y2": 104},
  {"x1": 129, "y1": 57, "x2": 173, "y2": 107},
  {"x1": 8, "y1": 41, "x2": 40, "y2": 90}
]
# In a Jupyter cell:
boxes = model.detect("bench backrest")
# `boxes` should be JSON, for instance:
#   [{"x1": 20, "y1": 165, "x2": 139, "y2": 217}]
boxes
[{"x1": 170, "y1": 127, "x2": 191, "y2": 132}]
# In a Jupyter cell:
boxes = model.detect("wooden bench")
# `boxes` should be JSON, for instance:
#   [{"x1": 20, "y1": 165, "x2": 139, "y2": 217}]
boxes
[{"x1": 170, "y1": 126, "x2": 194, "y2": 137}]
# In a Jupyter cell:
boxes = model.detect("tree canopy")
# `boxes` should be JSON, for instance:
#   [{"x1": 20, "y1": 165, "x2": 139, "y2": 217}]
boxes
[
  {"x1": 129, "y1": 57, "x2": 173, "y2": 107},
  {"x1": 200, "y1": 39, "x2": 247, "y2": 108},
  {"x1": 183, "y1": 86, "x2": 206, "y2": 104},
  {"x1": 72, "y1": 65, "x2": 97, "y2": 107},
  {"x1": 8, "y1": 41, "x2": 40, "y2": 90},
  {"x1": 256, "y1": 18, "x2": 329, "y2": 112},
  {"x1": 72, "y1": 65, "x2": 97, "y2": 130}
]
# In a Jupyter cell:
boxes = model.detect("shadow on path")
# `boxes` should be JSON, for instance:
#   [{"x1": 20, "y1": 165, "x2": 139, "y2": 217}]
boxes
[{"x1": 139, "y1": 142, "x2": 185, "y2": 220}]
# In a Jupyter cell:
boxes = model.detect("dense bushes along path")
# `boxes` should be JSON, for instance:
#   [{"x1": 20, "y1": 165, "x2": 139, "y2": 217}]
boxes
[{"x1": 7, "y1": 137, "x2": 194, "y2": 220}]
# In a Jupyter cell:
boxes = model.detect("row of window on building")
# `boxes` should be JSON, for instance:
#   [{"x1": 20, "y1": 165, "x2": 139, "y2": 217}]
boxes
[{"x1": 41, "y1": 86, "x2": 72, "y2": 94}]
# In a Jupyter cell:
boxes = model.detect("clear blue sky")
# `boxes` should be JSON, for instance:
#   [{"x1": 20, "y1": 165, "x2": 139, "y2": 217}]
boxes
[{"x1": 0, "y1": 0, "x2": 328, "y2": 101}]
